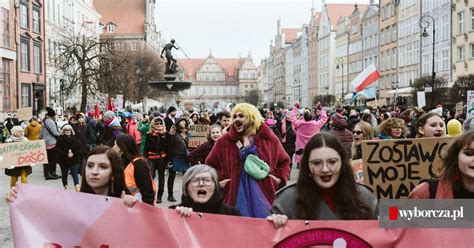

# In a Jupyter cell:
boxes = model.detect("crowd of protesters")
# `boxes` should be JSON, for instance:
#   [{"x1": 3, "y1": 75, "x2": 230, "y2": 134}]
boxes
[{"x1": 4, "y1": 100, "x2": 474, "y2": 222}]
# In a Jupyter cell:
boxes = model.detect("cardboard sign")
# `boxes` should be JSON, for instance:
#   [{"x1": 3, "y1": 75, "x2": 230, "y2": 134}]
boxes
[
  {"x1": 351, "y1": 159, "x2": 364, "y2": 184},
  {"x1": 416, "y1": 91, "x2": 426, "y2": 107},
  {"x1": 9, "y1": 184, "x2": 473, "y2": 247},
  {"x1": 16, "y1": 107, "x2": 32, "y2": 121},
  {"x1": 97, "y1": 93, "x2": 108, "y2": 111},
  {"x1": 366, "y1": 99, "x2": 386, "y2": 108},
  {"x1": 188, "y1": 124, "x2": 209, "y2": 148},
  {"x1": 0, "y1": 140, "x2": 48, "y2": 169},
  {"x1": 455, "y1": 102, "x2": 463, "y2": 116},
  {"x1": 361, "y1": 137, "x2": 453, "y2": 199},
  {"x1": 467, "y1": 90, "x2": 474, "y2": 118}
]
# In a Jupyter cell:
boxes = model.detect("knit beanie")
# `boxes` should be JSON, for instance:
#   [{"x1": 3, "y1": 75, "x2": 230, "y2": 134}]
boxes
[
  {"x1": 447, "y1": 119, "x2": 462, "y2": 137},
  {"x1": 46, "y1": 107, "x2": 56, "y2": 117}
]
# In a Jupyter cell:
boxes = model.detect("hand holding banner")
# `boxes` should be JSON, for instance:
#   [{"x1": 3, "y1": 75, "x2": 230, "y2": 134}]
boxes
[{"x1": 8, "y1": 184, "x2": 472, "y2": 247}]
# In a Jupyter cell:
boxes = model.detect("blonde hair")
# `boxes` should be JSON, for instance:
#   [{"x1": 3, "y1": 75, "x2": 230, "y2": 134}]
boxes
[
  {"x1": 351, "y1": 121, "x2": 374, "y2": 159},
  {"x1": 231, "y1": 103, "x2": 264, "y2": 135},
  {"x1": 378, "y1": 118, "x2": 408, "y2": 138}
]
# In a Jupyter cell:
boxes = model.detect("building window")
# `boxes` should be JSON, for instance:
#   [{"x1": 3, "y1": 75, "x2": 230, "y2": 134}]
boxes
[
  {"x1": 20, "y1": 39, "x2": 30, "y2": 71},
  {"x1": 21, "y1": 83, "x2": 31, "y2": 108},
  {"x1": 33, "y1": 43, "x2": 42, "y2": 73},
  {"x1": 0, "y1": 59, "x2": 11, "y2": 110},
  {"x1": 471, "y1": 44, "x2": 474, "y2": 58},
  {"x1": 107, "y1": 23, "x2": 116, "y2": 33},
  {"x1": 130, "y1": 42, "x2": 138, "y2": 51},
  {"x1": 457, "y1": 46, "x2": 465, "y2": 60},
  {"x1": 20, "y1": 3, "x2": 28, "y2": 29},
  {"x1": 471, "y1": 8, "x2": 474, "y2": 31},
  {"x1": 458, "y1": 12, "x2": 465, "y2": 34},
  {"x1": 2, "y1": 8, "x2": 9, "y2": 48},
  {"x1": 33, "y1": 7, "x2": 40, "y2": 33}
]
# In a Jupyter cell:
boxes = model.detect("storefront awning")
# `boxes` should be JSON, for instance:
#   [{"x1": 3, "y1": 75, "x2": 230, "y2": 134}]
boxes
[{"x1": 387, "y1": 87, "x2": 414, "y2": 96}]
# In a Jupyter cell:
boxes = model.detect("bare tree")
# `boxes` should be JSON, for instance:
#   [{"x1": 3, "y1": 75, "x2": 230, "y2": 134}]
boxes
[
  {"x1": 243, "y1": 89, "x2": 261, "y2": 106},
  {"x1": 54, "y1": 34, "x2": 114, "y2": 112},
  {"x1": 98, "y1": 49, "x2": 165, "y2": 102}
]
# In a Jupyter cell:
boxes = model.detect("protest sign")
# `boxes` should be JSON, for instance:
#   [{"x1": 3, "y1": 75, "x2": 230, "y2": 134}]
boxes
[
  {"x1": 9, "y1": 184, "x2": 472, "y2": 247},
  {"x1": 16, "y1": 107, "x2": 32, "y2": 121},
  {"x1": 351, "y1": 159, "x2": 364, "y2": 184},
  {"x1": 468, "y1": 90, "x2": 474, "y2": 118},
  {"x1": 361, "y1": 137, "x2": 453, "y2": 199},
  {"x1": 97, "y1": 93, "x2": 108, "y2": 112},
  {"x1": 455, "y1": 102, "x2": 463, "y2": 116},
  {"x1": 0, "y1": 140, "x2": 48, "y2": 169},
  {"x1": 114, "y1": 95, "x2": 124, "y2": 110},
  {"x1": 366, "y1": 99, "x2": 386, "y2": 108},
  {"x1": 416, "y1": 91, "x2": 426, "y2": 107},
  {"x1": 188, "y1": 124, "x2": 209, "y2": 148}
]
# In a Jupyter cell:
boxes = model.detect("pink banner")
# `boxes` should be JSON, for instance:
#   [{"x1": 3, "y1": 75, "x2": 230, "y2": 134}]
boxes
[{"x1": 9, "y1": 184, "x2": 472, "y2": 247}]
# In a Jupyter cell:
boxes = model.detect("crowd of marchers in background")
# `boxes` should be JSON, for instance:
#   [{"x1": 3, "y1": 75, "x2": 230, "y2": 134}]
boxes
[{"x1": 4, "y1": 101, "x2": 474, "y2": 226}]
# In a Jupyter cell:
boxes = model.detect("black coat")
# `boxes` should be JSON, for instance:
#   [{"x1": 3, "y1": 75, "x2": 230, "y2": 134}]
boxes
[
  {"x1": 56, "y1": 135, "x2": 80, "y2": 166},
  {"x1": 72, "y1": 123, "x2": 88, "y2": 155},
  {"x1": 170, "y1": 187, "x2": 241, "y2": 216},
  {"x1": 144, "y1": 132, "x2": 172, "y2": 162}
]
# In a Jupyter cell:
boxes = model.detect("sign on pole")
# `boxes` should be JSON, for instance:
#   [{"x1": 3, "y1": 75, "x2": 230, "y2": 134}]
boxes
[
  {"x1": 416, "y1": 91, "x2": 426, "y2": 107},
  {"x1": 16, "y1": 107, "x2": 33, "y2": 121},
  {"x1": 114, "y1": 95, "x2": 124, "y2": 110},
  {"x1": 361, "y1": 137, "x2": 453, "y2": 199},
  {"x1": 0, "y1": 140, "x2": 48, "y2": 169},
  {"x1": 188, "y1": 125, "x2": 209, "y2": 148},
  {"x1": 468, "y1": 90, "x2": 474, "y2": 118},
  {"x1": 97, "y1": 93, "x2": 108, "y2": 112},
  {"x1": 455, "y1": 101, "x2": 463, "y2": 117}
]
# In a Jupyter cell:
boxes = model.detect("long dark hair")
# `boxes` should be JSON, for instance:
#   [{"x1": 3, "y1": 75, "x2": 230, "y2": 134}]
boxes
[
  {"x1": 440, "y1": 130, "x2": 474, "y2": 187},
  {"x1": 80, "y1": 146, "x2": 131, "y2": 197},
  {"x1": 295, "y1": 132, "x2": 373, "y2": 220},
  {"x1": 115, "y1": 134, "x2": 142, "y2": 163}
]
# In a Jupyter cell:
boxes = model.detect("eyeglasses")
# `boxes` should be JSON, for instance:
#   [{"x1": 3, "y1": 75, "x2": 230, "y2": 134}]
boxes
[
  {"x1": 352, "y1": 130, "x2": 363, "y2": 135},
  {"x1": 189, "y1": 177, "x2": 214, "y2": 186},
  {"x1": 310, "y1": 159, "x2": 340, "y2": 171}
]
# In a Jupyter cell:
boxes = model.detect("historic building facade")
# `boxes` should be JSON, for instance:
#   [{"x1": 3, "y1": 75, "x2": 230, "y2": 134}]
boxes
[
  {"x1": 178, "y1": 54, "x2": 257, "y2": 108},
  {"x1": 0, "y1": 0, "x2": 16, "y2": 115},
  {"x1": 452, "y1": 0, "x2": 474, "y2": 80}
]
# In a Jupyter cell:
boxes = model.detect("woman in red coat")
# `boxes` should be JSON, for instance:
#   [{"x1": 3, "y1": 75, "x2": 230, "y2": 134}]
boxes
[{"x1": 205, "y1": 103, "x2": 291, "y2": 217}]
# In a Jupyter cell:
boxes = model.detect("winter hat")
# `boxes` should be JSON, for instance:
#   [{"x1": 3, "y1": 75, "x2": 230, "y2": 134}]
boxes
[
  {"x1": 46, "y1": 107, "x2": 56, "y2": 117},
  {"x1": 447, "y1": 119, "x2": 462, "y2": 137},
  {"x1": 167, "y1": 106, "x2": 177, "y2": 114},
  {"x1": 11, "y1": 125, "x2": 24, "y2": 136},
  {"x1": 61, "y1": 124, "x2": 75, "y2": 135},
  {"x1": 331, "y1": 113, "x2": 348, "y2": 129}
]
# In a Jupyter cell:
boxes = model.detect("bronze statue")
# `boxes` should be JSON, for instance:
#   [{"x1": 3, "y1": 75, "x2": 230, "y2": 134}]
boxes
[{"x1": 161, "y1": 39, "x2": 179, "y2": 74}]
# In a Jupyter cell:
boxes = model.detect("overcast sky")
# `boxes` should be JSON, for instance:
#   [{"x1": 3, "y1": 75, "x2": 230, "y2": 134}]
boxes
[{"x1": 156, "y1": 0, "x2": 372, "y2": 65}]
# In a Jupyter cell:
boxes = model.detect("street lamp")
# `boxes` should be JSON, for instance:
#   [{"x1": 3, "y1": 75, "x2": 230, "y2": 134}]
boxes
[
  {"x1": 60, "y1": 79, "x2": 65, "y2": 113},
  {"x1": 336, "y1": 58, "x2": 344, "y2": 103},
  {"x1": 391, "y1": 81, "x2": 399, "y2": 107},
  {"x1": 419, "y1": 15, "x2": 436, "y2": 106}
]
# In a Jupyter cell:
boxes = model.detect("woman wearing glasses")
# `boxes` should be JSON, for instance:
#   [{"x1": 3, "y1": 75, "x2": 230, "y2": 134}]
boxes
[
  {"x1": 351, "y1": 122, "x2": 374, "y2": 160},
  {"x1": 171, "y1": 164, "x2": 241, "y2": 217},
  {"x1": 267, "y1": 133, "x2": 378, "y2": 228},
  {"x1": 375, "y1": 118, "x2": 408, "y2": 140}
]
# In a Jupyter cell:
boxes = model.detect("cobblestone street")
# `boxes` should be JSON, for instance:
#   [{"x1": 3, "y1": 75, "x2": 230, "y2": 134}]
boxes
[{"x1": 0, "y1": 164, "x2": 299, "y2": 247}]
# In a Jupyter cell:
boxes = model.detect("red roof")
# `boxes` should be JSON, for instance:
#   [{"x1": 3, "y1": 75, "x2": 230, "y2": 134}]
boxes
[
  {"x1": 326, "y1": 4, "x2": 368, "y2": 28},
  {"x1": 281, "y1": 28, "x2": 302, "y2": 44},
  {"x1": 178, "y1": 58, "x2": 244, "y2": 81},
  {"x1": 93, "y1": 0, "x2": 145, "y2": 35}
]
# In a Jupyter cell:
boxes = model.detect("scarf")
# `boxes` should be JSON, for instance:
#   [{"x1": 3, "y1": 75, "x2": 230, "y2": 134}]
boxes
[
  {"x1": 107, "y1": 116, "x2": 121, "y2": 127},
  {"x1": 235, "y1": 142, "x2": 271, "y2": 218},
  {"x1": 180, "y1": 187, "x2": 225, "y2": 214},
  {"x1": 281, "y1": 118, "x2": 287, "y2": 143}
]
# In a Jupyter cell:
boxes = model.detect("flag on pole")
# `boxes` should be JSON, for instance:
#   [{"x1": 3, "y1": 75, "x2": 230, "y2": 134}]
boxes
[
  {"x1": 350, "y1": 64, "x2": 380, "y2": 93},
  {"x1": 94, "y1": 102, "x2": 100, "y2": 118}
]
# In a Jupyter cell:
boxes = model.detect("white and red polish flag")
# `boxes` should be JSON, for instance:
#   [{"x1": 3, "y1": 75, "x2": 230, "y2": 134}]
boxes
[{"x1": 350, "y1": 64, "x2": 380, "y2": 93}]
